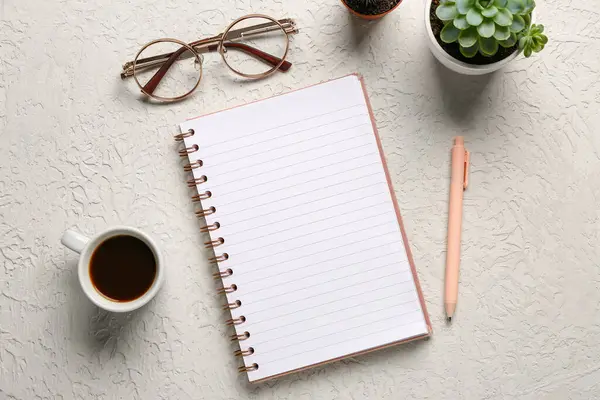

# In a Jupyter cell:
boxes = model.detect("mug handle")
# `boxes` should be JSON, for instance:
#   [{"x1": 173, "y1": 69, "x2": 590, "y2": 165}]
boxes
[{"x1": 61, "y1": 229, "x2": 89, "y2": 254}]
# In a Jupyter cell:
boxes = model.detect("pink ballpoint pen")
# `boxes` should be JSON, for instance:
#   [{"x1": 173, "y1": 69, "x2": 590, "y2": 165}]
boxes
[{"x1": 445, "y1": 137, "x2": 469, "y2": 322}]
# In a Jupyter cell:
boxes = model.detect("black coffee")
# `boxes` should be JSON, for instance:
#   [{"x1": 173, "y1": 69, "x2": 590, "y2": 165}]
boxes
[{"x1": 90, "y1": 235, "x2": 156, "y2": 302}]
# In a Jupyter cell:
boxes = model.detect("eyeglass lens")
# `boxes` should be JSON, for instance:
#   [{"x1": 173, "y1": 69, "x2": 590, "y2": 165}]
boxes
[
  {"x1": 222, "y1": 16, "x2": 288, "y2": 77},
  {"x1": 134, "y1": 40, "x2": 202, "y2": 100}
]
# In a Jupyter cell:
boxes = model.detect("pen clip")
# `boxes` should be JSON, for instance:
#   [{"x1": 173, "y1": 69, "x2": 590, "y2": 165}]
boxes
[{"x1": 463, "y1": 150, "x2": 470, "y2": 190}]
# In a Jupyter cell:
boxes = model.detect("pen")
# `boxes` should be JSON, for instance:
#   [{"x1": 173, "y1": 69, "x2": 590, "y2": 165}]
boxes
[{"x1": 445, "y1": 136, "x2": 469, "y2": 322}]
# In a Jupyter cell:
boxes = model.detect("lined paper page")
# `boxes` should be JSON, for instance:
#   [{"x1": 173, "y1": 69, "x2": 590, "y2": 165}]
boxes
[{"x1": 180, "y1": 75, "x2": 429, "y2": 382}]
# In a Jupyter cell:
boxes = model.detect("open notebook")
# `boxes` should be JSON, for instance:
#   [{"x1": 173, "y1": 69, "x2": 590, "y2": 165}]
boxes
[{"x1": 177, "y1": 75, "x2": 431, "y2": 382}]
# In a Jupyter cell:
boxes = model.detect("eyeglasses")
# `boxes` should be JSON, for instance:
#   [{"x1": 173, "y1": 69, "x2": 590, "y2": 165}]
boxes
[{"x1": 121, "y1": 14, "x2": 298, "y2": 102}]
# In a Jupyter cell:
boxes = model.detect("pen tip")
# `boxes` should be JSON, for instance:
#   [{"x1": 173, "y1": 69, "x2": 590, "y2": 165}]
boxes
[{"x1": 447, "y1": 317, "x2": 452, "y2": 322}]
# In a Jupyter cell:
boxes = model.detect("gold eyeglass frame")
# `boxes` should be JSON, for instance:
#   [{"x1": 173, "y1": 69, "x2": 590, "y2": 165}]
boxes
[{"x1": 121, "y1": 14, "x2": 298, "y2": 102}]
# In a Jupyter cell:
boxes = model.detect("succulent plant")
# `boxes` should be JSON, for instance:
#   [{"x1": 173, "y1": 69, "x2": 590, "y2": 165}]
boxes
[
  {"x1": 435, "y1": 0, "x2": 546, "y2": 58},
  {"x1": 519, "y1": 23, "x2": 548, "y2": 57}
]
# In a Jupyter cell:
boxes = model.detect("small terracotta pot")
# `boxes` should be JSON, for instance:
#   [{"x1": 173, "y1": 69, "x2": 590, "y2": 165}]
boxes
[{"x1": 341, "y1": 0, "x2": 403, "y2": 20}]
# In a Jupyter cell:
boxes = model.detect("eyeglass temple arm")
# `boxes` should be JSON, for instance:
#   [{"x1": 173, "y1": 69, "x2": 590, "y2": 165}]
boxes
[
  {"x1": 208, "y1": 42, "x2": 291, "y2": 69},
  {"x1": 141, "y1": 43, "x2": 291, "y2": 95}
]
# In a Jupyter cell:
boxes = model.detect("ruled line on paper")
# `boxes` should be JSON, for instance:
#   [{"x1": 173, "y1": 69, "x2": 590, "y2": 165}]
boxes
[
  {"x1": 237, "y1": 247, "x2": 406, "y2": 290},
  {"x1": 225, "y1": 201, "x2": 390, "y2": 244},
  {"x1": 225, "y1": 212, "x2": 392, "y2": 260},
  {"x1": 203, "y1": 115, "x2": 370, "y2": 160},
  {"x1": 209, "y1": 162, "x2": 379, "y2": 200},
  {"x1": 232, "y1": 236, "x2": 402, "y2": 279},
  {"x1": 200, "y1": 104, "x2": 365, "y2": 150},
  {"x1": 201, "y1": 122, "x2": 371, "y2": 168},
  {"x1": 254, "y1": 305, "x2": 421, "y2": 350},
  {"x1": 229, "y1": 239, "x2": 404, "y2": 288},
  {"x1": 206, "y1": 135, "x2": 372, "y2": 191},
  {"x1": 208, "y1": 140, "x2": 373, "y2": 182},
  {"x1": 208, "y1": 152, "x2": 379, "y2": 193},
  {"x1": 232, "y1": 228, "x2": 400, "y2": 275},
  {"x1": 213, "y1": 171, "x2": 382, "y2": 210},
  {"x1": 247, "y1": 279, "x2": 414, "y2": 323},
  {"x1": 249, "y1": 292, "x2": 415, "y2": 338},
  {"x1": 216, "y1": 182, "x2": 385, "y2": 228},
  {"x1": 243, "y1": 272, "x2": 409, "y2": 308},
  {"x1": 258, "y1": 317, "x2": 425, "y2": 365},
  {"x1": 240, "y1": 262, "x2": 411, "y2": 306}
]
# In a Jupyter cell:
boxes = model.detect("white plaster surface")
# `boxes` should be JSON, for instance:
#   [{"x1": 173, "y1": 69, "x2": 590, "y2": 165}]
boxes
[{"x1": 1, "y1": 0, "x2": 599, "y2": 399}]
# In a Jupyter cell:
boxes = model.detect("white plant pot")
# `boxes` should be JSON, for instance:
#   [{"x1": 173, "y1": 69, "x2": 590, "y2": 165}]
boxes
[{"x1": 424, "y1": 0, "x2": 526, "y2": 75}]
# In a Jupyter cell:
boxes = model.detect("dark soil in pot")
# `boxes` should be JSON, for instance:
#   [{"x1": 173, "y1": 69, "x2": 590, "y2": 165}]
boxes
[
  {"x1": 430, "y1": 0, "x2": 518, "y2": 65},
  {"x1": 344, "y1": 0, "x2": 401, "y2": 16}
]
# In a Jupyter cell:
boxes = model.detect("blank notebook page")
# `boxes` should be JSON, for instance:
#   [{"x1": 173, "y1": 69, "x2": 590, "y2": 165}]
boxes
[{"x1": 180, "y1": 75, "x2": 430, "y2": 382}]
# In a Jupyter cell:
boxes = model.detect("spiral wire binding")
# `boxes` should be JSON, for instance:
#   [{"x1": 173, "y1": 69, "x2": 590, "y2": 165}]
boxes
[
  {"x1": 176, "y1": 129, "x2": 257, "y2": 373},
  {"x1": 200, "y1": 222, "x2": 220, "y2": 232},
  {"x1": 230, "y1": 331, "x2": 250, "y2": 341},
  {"x1": 184, "y1": 160, "x2": 203, "y2": 171},
  {"x1": 196, "y1": 206, "x2": 216, "y2": 217},
  {"x1": 238, "y1": 364, "x2": 259, "y2": 373},
  {"x1": 187, "y1": 175, "x2": 207, "y2": 187},
  {"x1": 234, "y1": 347, "x2": 255, "y2": 357},
  {"x1": 216, "y1": 284, "x2": 237, "y2": 294},
  {"x1": 222, "y1": 300, "x2": 242, "y2": 310},
  {"x1": 225, "y1": 316, "x2": 246, "y2": 326},
  {"x1": 213, "y1": 269, "x2": 233, "y2": 279},
  {"x1": 192, "y1": 191, "x2": 212, "y2": 202},
  {"x1": 209, "y1": 253, "x2": 229, "y2": 263},
  {"x1": 179, "y1": 144, "x2": 199, "y2": 157},
  {"x1": 174, "y1": 128, "x2": 195, "y2": 141},
  {"x1": 205, "y1": 237, "x2": 224, "y2": 248}
]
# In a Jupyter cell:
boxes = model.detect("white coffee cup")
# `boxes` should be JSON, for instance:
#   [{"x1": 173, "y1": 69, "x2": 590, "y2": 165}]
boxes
[{"x1": 61, "y1": 226, "x2": 164, "y2": 313}]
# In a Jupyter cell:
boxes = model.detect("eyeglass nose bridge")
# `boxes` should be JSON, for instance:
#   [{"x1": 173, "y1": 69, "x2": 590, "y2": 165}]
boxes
[{"x1": 194, "y1": 54, "x2": 205, "y2": 70}]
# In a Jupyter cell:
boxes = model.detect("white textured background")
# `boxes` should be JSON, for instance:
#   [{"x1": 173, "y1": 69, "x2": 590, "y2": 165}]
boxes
[{"x1": 1, "y1": 0, "x2": 599, "y2": 399}]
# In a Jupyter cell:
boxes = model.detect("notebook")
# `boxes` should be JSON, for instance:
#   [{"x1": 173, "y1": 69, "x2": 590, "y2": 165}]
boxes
[{"x1": 176, "y1": 74, "x2": 431, "y2": 382}]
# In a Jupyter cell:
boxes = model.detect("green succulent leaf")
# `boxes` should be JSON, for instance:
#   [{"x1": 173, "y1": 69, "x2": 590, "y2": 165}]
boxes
[
  {"x1": 494, "y1": 25, "x2": 511, "y2": 40},
  {"x1": 477, "y1": 19, "x2": 496, "y2": 38},
  {"x1": 479, "y1": 36, "x2": 499, "y2": 56},
  {"x1": 494, "y1": 8, "x2": 513, "y2": 26},
  {"x1": 507, "y1": 0, "x2": 525, "y2": 14},
  {"x1": 481, "y1": 6, "x2": 498, "y2": 17},
  {"x1": 532, "y1": 37, "x2": 545, "y2": 51},
  {"x1": 453, "y1": 15, "x2": 470, "y2": 30},
  {"x1": 510, "y1": 14, "x2": 525, "y2": 32},
  {"x1": 466, "y1": 8, "x2": 484, "y2": 26},
  {"x1": 522, "y1": 0, "x2": 535, "y2": 13},
  {"x1": 524, "y1": 46, "x2": 532, "y2": 57},
  {"x1": 518, "y1": 36, "x2": 528, "y2": 49},
  {"x1": 436, "y1": 4, "x2": 459, "y2": 21},
  {"x1": 458, "y1": 26, "x2": 478, "y2": 47},
  {"x1": 441, "y1": 23, "x2": 461, "y2": 43},
  {"x1": 474, "y1": 0, "x2": 485, "y2": 10},
  {"x1": 460, "y1": 42, "x2": 479, "y2": 58},
  {"x1": 494, "y1": 0, "x2": 508, "y2": 7},
  {"x1": 499, "y1": 32, "x2": 517, "y2": 47},
  {"x1": 456, "y1": 0, "x2": 475, "y2": 14}
]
